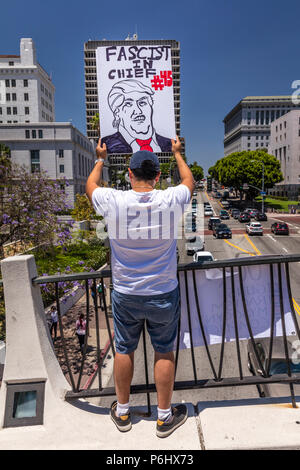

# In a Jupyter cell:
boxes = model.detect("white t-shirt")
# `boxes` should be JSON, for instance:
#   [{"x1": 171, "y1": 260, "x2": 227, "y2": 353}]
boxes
[{"x1": 92, "y1": 184, "x2": 191, "y2": 295}]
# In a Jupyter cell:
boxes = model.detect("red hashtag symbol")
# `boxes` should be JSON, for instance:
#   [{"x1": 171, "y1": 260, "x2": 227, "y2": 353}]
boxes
[
  {"x1": 151, "y1": 75, "x2": 164, "y2": 91},
  {"x1": 160, "y1": 70, "x2": 173, "y2": 87}
]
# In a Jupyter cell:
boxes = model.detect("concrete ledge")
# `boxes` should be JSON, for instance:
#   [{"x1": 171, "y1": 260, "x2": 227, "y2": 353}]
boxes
[
  {"x1": 198, "y1": 397, "x2": 300, "y2": 450},
  {"x1": 0, "y1": 402, "x2": 200, "y2": 450}
]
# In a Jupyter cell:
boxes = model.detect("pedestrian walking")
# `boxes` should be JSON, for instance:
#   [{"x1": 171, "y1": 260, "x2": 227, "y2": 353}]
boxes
[
  {"x1": 97, "y1": 281, "x2": 106, "y2": 310},
  {"x1": 86, "y1": 136, "x2": 194, "y2": 438},
  {"x1": 75, "y1": 313, "x2": 86, "y2": 353},
  {"x1": 50, "y1": 306, "x2": 58, "y2": 341}
]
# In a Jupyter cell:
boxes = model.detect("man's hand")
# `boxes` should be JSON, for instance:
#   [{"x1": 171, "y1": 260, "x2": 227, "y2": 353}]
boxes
[
  {"x1": 171, "y1": 135, "x2": 182, "y2": 154},
  {"x1": 96, "y1": 138, "x2": 107, "y2": 160}
]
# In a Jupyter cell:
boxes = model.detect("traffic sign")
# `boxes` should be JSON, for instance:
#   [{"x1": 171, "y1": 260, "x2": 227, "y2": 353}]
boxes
[{"x1": 260, "y1": 191, "x2": 266, "y2": 196}]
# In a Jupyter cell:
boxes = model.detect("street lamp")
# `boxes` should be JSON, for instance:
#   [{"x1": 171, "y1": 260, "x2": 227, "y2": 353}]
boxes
[{"x1": 251, "y1": 160, "x2": 265, "y2": 214}]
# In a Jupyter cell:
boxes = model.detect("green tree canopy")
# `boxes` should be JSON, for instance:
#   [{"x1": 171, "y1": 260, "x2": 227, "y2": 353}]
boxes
[
  {"x1": 189, "y1": 162, "x2": 204, "y2": 182},
  {"x1": 71, "y1": 193, "x2": 97, "y2": 221},
  {"x1": 208, "y1": 150, "x2": 283, "y2": 197}
]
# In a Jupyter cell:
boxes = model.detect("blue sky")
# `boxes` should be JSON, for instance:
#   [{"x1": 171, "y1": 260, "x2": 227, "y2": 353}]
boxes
[{"x1": 1, "y1": 0, "x2": 300, "y2": 173}]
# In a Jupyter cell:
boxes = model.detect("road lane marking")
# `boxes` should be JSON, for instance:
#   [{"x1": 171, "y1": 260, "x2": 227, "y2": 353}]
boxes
[
  {"x1": 224, "y1": 239, "x2": 255, "y2": 256},
  {"x1": 243, "y1": 232, "x2": 300, "y2": 317},
  {"x1": 244, "y1": 234, "x2": 262, "y2": 255},
  {"x1": 282, "y1": 247, "x2": 289, "y2": 253},
  {"x1": 267, "y1": 234, "x2": 277, "y2": 243}
]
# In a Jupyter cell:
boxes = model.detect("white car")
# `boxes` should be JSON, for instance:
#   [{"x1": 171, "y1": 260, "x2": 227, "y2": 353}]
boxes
[
  {"x1": 204, "y1": 208, "x2": 213, "y2": 216},
  {"x1": 246, "y1": 222, "x2": 263, "y2": 236},
  {"x1": 193, "y1": 251, "x2": 215, "y2": 263}
]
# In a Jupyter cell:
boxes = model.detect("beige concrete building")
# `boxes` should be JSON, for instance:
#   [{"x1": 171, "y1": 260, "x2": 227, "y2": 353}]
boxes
[{"x1": 269, "y1": 109, "x2": 300, "y2": 199}]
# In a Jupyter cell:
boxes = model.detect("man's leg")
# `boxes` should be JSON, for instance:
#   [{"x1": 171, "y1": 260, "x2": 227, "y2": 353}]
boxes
[
  {"x1": 154, "y1": 351, "x2": 175, "y2": 409},
  {"x1": 113, "y1": 351, "x2": 134, "y2": 405}
]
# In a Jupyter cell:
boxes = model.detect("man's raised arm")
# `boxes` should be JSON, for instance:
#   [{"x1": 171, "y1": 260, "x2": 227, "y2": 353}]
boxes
[
  {"x1": 171, "y1": 136, "x2": 195, "y2": 196},
  {"x1": 86, "y1": 138, "x2": 107, "y2": 203}
]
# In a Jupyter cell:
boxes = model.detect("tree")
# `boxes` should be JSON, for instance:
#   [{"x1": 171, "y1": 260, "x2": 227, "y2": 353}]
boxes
[
  {"x1": 208, "y1": 150, "x2": 283, "y2": 199},
  {"x1": 71, "y1": 193, "x2": 97, "y2": 221},
  {"x1": 189, "y1": 161, "x2": 204, "y2": 182},
  {"x1": 90, "y1": 113, "x2": 100, "y2": 138},
  {"x1": 0, "y1": 160, "x2": 73, "y2": 258}
]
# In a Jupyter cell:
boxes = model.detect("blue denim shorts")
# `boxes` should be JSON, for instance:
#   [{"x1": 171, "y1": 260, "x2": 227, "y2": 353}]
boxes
[{"x1": 111, "y1": 286, "x2": 180, "y2": 354}]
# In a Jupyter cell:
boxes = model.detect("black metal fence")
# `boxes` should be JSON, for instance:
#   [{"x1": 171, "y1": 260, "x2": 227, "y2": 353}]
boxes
[{"x1": 32, "y1": 253, "x2": 300, "y2": 412}]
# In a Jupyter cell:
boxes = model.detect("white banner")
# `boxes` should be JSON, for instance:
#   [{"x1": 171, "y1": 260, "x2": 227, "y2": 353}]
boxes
[
  {"x1": 96, "y1": 44, "x2": 176, "y2": 154},
  {"x1": 178, "y1": 264, "x2": 297, "y2": 348}
]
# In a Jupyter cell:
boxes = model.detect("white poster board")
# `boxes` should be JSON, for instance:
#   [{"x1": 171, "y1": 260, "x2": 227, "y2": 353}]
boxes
[{"x1": 96, "y1": 44, "x2": 176, "y2": 154}]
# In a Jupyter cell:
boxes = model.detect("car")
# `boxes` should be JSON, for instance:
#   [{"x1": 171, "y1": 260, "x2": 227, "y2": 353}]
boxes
[
  {"x1": 244, "y1": 208, "x2": 258, "y2": 218},
  {"x1": 231, "y1": 209, "x2": 240, "y2": 219},
  {"x1": 215, "y1": 192, "x2": 222, "y2": 199},
  {"x1": 271, "y1": 222, "x2": 289, "y2": 235},
  {"x1": 193, "y1": 191, "x2": 197, "y2": 197},
  {"x1": 213, "y1": 223, "x2": 232, "y2": 239},
  {"x1": 247, "y1": 337, "x2": 300, "y2": 398},
  {"x1": 255, "y1": 212, "x2": 268, "y2": 222},
  {"x1": 192, "y1": 198, "x2": 197, "y2": 205},
  {"x1": 204, "y1": 208, "x2": 214, "y2": 216},
  {"x1": 221, "y1": 200, "x2": 229, "y2": 208},
  {"x1": 185, "y1": 235, "x2": 205, "y2": 255},
  {"x1": 219, "y1": 209, "x2": 230, "y2": 220},
  {"x1": 193, "y1": 251, "x2": 214, "y2": 263},
  {"x1": 246, "y1": 222, "x2": 263, "y2": 235},
  {"x1": 208, "y1": 217, "x2": 221, "y2": 230},
  {"x1": 238, "y1": 212, "x2": 251, "y2": 223}
]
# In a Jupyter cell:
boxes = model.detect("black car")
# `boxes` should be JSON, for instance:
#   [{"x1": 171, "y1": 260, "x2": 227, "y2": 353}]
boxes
[
  {"x1": 219, "y1": 209, "x2": 230, "y2": 220},
  {"x1": 238, "y1": 212, "x2": 251, "y2": 223},
  {"x1": 213, "y1": 223, "x2": 232, "y2": 239},
  {"x1": 271, "y1": 222, "x2": 289, "y2": 235},
  {"x1": 231, "y1": 209, "x2": 240, "y2": 219},
  {"x1": 255, "y1": 212, "x2": 268, "y2": 221},
  {"x1": 208, "y1": 217, "x2": 221, "y2": 230}
]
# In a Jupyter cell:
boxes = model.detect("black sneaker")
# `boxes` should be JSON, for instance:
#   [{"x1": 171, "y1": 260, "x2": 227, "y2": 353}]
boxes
[
  {"x1": 156, "y1": 404, "x2": 188, "y2": 438},
  {"x1": 110, "y1": 401, "x2": 132, "y2": 432}
]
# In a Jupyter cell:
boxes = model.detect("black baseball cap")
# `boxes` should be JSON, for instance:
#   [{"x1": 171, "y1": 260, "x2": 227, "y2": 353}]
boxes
[{"x1": 129, "y1": 150, "x2": 160, "y2": 171}]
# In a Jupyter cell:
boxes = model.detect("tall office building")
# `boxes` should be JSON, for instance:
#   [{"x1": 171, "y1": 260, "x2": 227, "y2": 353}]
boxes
[
  {"x1": 223, "y1": 96, "x2": 300, "y2": 156},
  {"x1": 269, "y1": 109, "x2": 300, "y2": 199},
  {"x1": 0, "y1": 38, "x2": 55, "y2": 124},
  {"x1": 84, "y1": 37, "x2": 182, "y2": 176}
]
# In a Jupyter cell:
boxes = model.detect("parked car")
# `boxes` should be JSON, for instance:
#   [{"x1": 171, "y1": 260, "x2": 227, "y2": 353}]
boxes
[
  {"x1": 247, "y1": 337, "x2": 300, "y2": 398},
  {"x1": 192, "y1": 198, "x2": 197, "y2": 205},
  {"x1": 186, "y1": 235, "x2": 205, "y2": 255},
  {"x1": 271, "y1": 222, "x2": 289, "y2": 235},
  {"x1": 246, "y1": 222, "x2": 263, "y2": 236},
  {"x1": 193, "y1": 251, "x2": 214, "y2": 263},
  {"x1": 208, "y1": 217, "x2": 221, "y2": 230},
  {"x1": 193, "y1": 191, "x2": 197, "y2": 197},
  {"x1": 238, "y1": 212, "x2": 251, "y2": 223},
  {"x1": 213, "y1": 223, "x2": 232, "y2": 239},
  {"x1": 204, "y1": 207, "x2": 214, "y2": 216},
  {"x1": 219, "y1": 209, "x2": 230, "y2": 220},
  {"x1": 255, "y1": 212, "x2": 268, "y2": 222}
]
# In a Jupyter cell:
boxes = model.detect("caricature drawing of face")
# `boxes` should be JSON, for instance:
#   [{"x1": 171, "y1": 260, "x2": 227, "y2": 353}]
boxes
[
  {"x1": 119, "y1": 91, "x2": 153, "y2": 139},
  {"x1": 108, "y1": 80, "x2": 155, "y2": 141}
]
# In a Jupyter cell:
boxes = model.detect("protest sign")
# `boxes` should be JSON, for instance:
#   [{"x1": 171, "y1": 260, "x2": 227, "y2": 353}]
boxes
[{"x1": 96, "y1": 44, "x2": 176, "y2": 154}]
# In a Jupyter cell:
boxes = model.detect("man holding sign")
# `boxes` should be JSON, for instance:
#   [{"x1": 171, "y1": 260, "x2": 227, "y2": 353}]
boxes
[{"x1": 86, "y1": 136, "x2": 194, "y2": 438}]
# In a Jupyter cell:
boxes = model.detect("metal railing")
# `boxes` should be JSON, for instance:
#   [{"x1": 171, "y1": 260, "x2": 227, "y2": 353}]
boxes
[{"x1": 32, "y1": 253, "x2": 300, "y2": 412}]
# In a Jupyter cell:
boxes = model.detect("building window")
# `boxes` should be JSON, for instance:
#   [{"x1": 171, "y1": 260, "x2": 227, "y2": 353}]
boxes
[
  {"x1": 11, "y1": 80, "x2": 16, "y2": 87},
  {"x1": 23, "y1": 79, "x2": 28, "y2": 87},
  {"x1": 0, "y1": 108, "x2": 2, "y2": 115},
  {"x1": 7, "y1": 107, "x2": 11, "y2": 115},
  {"x1": 24, "y1": 93, "x2": 29, "y2": 101},
  {"x1": 12, "y1": 93, "x2": 16, "y2": 101},
  {"x1": 9, "y1": 61, "x2": 14, "y2": 66},
  {"x1": 6, "y1": 93, "x2": 10, "y2": 101},
  {"x1": 59, "y1": 149, "x2": 64, "y2": 158},
  {"x1": 32, "y1": 130, "x2": 36, "y2": 139},
  {"x1": 59, "y1": 164, "x2": 64, "y2": 173},
  {"x1": 25, "y1": 107, "x2": 29, "y2": 115},
  {"x1": 256, "y1": 111, "x2": 259, "y2": 125},
  {"x1": 13, "y1": 107, "x2": 17, "y2": 115},
  {"x1": 38, "y1": 130, "x2": 43, "y2": 139},
  {"x1": 30, "y1": 150, "x2": 40, "y2": 173},
  {"x1": 41, "y1": 84, "x2": 44, "y2": 93},
  {"x1": 5, "y1": 79, "x2": 10, "y2": 87},
  {"x1": 25, "y1": 130, "x2": 30, "y2": 139}
]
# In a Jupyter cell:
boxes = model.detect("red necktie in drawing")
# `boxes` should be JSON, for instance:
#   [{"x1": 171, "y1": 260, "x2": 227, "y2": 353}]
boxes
[{"x1": 136, "y1": 138, "x2": 153, "y2": 152}]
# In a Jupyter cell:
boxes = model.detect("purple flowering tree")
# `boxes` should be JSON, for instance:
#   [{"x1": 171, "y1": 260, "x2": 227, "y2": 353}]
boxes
[{"x1": 0, "y1": 156, "x2": 72, "y2": 258}]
